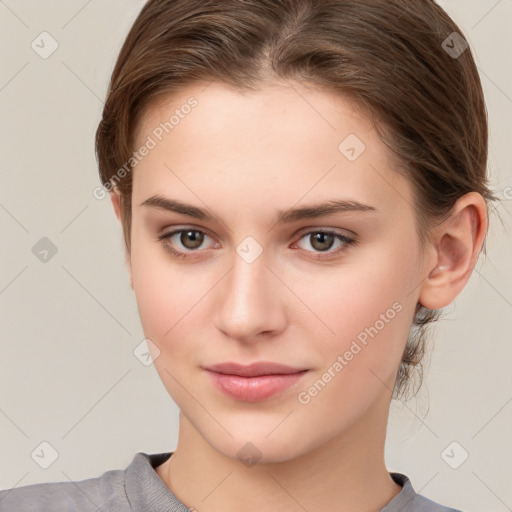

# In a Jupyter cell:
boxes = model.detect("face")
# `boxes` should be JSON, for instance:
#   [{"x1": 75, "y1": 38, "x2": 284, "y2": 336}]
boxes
[{"x1": 124, "y1": 81, "x2": 429, "y2": 463}]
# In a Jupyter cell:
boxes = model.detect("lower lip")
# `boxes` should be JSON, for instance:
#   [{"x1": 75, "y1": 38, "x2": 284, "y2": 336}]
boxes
[{"x1": 206, "y1": 370, "x2": 309, "y2": 402}]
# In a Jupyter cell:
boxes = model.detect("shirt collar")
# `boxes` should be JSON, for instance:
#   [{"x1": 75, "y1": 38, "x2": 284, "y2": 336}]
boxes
[
  {"x1": 125, "y1": 452, "x2": 190, "y2": 512},
  {"x1": 125, "y1": 451, "x2": 418, "y2": 512}
]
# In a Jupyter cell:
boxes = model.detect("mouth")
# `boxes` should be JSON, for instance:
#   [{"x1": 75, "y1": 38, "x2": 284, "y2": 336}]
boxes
[{"x1": 202, "y1": 361, "x2": 310, "y2": 402}]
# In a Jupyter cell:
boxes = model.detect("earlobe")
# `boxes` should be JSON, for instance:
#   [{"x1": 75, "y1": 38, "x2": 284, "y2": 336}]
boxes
[{"x1": 419, "y1": 192, "x2": 488, "y2": 310}]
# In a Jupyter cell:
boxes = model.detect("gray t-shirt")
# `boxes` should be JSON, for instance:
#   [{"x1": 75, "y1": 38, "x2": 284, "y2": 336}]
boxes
[{"x1": 0, "y1": 451, "x2": 462, "y2": 511}]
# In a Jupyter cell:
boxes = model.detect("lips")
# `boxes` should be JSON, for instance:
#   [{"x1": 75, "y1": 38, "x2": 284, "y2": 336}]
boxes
[
  {"x1": 205, "y1": 361, "x2": 308, "y2": 377},
  {"x1": 203, "y1": 361, "x2": 309, "y2": 402}
]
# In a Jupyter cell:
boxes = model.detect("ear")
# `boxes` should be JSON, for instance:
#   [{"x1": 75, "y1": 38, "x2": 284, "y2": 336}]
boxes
[
  {"x1": 110, "y1": 189, "x2": 133, "y2": 290},
  {"x1": 418, "y1": 192, "x2": 488, "y2": 309},
  {"x1": 110, "y1": 188, "x2": 123, "y2": 223}
]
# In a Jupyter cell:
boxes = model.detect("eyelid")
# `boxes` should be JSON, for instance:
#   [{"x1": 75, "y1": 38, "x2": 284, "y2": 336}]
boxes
[{"x1": 294, "y1": 225, "x2": 356, "y2": 239}]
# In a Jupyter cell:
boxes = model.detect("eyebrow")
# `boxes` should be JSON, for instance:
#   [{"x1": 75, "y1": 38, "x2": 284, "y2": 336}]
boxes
[{"x1": 140, "y1": 195, "x2": 378, "y2": 226}]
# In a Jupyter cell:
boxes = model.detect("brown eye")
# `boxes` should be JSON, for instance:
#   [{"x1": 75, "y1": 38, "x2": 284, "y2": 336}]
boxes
[
  {"x1": 158, "y1": 228, "x2": 217, "y2": 259},
  {"x1": 294, "y1": 230, "x2": 356, "y2": 260},
  {"x1": 178, "y1": 230, "x2": 204, "y2": 249},
  {"x1": 309, "y1": 232, "x2": 335, "y2": 252}
]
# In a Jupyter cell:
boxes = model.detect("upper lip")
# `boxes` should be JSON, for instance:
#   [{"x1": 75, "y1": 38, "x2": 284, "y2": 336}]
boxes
[{"x1": 204, "y1": 362, "x2": 308, "y2": 377}]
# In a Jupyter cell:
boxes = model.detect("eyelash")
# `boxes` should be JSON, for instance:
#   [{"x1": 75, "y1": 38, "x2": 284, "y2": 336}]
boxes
[{"x1": 157, "y1": 228, "x2": 356, "y2": 261}]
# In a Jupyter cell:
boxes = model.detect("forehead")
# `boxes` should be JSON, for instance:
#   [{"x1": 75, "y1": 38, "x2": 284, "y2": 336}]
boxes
[
  {"x1": 136, "y1": 80, "x2": 374, "y2": 151},
  {"x1": 131, "y1": 81, "x2": 413, "y2": 219}
]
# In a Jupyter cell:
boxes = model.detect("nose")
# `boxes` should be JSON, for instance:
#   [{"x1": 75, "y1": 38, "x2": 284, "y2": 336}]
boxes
[{"x1": 214, "y1": 247, "x2": 287, "y2": 343}]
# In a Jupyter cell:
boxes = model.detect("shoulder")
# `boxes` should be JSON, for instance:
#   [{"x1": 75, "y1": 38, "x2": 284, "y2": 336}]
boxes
[
  {"x1": 0, "y1": 472, "x2": 127, "y2": 512},
  {"x1": 0, "y1": 458, "x2": 134, "y2": 512},
  {"x1": 381, "y1": 473, "x2": 464, "y2": 512},
  {"x1": 409, "y1": 493, "x2": 464, "y2": 512}
]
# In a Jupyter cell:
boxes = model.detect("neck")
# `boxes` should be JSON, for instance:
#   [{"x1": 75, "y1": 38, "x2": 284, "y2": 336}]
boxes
[{"x1": 157, "y1": 395, "x2": 401, "y2": 512}]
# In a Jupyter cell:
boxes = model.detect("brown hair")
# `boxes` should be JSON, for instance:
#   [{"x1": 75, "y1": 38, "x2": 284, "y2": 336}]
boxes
[{"x1": 95, "y1": 0, "x2": 497, "y2": 399}]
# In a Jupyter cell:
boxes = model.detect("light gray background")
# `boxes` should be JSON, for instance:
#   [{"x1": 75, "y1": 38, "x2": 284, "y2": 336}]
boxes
[{"x1": 0, "y1": 1, "x2": 511, "y2": 510}]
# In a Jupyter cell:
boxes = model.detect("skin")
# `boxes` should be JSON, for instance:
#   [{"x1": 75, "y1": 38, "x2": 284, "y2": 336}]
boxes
[{"x1": 110, "y1": 80, "x2": 487, "y2": 512}]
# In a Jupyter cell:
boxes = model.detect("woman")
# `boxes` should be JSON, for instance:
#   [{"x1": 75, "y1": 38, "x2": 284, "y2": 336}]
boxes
[{"x1": 0, "y1": 0, "x2": 496, "y2": 510}]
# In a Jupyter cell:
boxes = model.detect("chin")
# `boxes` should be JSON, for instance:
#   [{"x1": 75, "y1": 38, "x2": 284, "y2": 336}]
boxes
[{"x1": 195, "y1": 420, "x2": 322, "y2": 466}]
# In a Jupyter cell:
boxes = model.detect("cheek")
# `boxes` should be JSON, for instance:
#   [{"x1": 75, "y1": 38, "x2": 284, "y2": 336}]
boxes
[
  {"x1": 298, "y1": 244, "x2": 419, "y2": 387},
  {"x1": 130, "y1": 235, "x2": 203, "y2": 348},
  {"x1": 130, "y1": 244, "x2": 207, "y2": 400}
]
